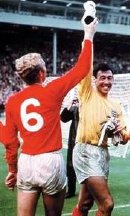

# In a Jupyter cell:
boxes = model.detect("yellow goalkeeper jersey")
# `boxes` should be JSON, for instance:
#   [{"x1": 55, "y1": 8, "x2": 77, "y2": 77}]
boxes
[{"x1": 76, "y1": 67, "x2": 128, "y2": 145}]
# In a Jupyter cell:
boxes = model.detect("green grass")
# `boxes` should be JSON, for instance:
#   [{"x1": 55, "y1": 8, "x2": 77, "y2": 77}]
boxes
[{"x1": 0, "y1": 144, "x2": 130, "y2": 216}]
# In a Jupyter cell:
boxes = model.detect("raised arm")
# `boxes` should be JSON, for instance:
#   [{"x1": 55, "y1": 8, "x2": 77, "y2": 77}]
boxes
[{"x1": 48, "y1": 18, "x2": 98, "y2": 101}]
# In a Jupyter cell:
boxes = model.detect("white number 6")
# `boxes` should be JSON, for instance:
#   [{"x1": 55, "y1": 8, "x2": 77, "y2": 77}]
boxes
[{"x1": 21, "y1": 98, "x2": 44, "y2": 132}]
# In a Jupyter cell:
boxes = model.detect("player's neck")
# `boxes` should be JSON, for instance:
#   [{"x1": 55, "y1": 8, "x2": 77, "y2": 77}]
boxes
[{"x1": 33, "y1": 82, "x2": 43, "y2": 86}]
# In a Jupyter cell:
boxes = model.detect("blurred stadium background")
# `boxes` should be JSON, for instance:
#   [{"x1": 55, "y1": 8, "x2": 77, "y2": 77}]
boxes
[
  {"x1": 1, "y1": 0, "x2": 130, "y2": 102},
  {"x1": 0, "y1": 0, "x2": 130, "y2": 215}
]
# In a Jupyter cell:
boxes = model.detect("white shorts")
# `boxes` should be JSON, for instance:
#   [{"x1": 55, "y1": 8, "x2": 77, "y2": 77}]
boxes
[
  {"x1": 17, "y1": 150, "x2": 67, "y2": 195},
  {"x1": 73, "y1": 143, "x2": 110, "y2": 184}
]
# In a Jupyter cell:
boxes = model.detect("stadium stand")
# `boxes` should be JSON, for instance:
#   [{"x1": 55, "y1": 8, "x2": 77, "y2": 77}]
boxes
[{"x1": 0, "y1": 0, "x2": 130, "y2": 114}]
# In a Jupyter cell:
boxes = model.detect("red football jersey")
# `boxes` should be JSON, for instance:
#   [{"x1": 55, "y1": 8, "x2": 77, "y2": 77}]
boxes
[{"x1": 4, "y1": 40, "x2": 92, "y2": 172}]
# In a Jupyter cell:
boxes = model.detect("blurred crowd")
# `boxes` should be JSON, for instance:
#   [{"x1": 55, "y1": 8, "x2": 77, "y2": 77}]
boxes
[{"x1": 0, "y1": 32, "x2": 130, "y2": 115}]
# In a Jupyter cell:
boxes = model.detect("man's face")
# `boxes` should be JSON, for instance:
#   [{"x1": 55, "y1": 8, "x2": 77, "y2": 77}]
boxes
[{"x1": 95, "y1": 70, "x2": 114, "y2": 96}]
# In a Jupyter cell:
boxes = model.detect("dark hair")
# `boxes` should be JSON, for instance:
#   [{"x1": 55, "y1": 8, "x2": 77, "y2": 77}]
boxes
[
  {"x1": 93, "y1": 63, "x2": 114, "y2": 78},
  {"x1": 19, "y1": 65, "x2": 44, "y2": 85}
]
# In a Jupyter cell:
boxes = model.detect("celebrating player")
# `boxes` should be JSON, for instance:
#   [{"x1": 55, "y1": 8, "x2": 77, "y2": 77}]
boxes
[
  {"x1": 3, "y1": 18, "x2": 98, "y2": 216},
  {"x1": 61, "y1": 97, "x2": 79, "y2": 198},
  {"x1": 72, "y1": 63, "x2": 129, "y2": 216}
]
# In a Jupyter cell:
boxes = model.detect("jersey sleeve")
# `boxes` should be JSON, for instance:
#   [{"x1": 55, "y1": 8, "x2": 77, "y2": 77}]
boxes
[
  {"x1": 4, "y1": 101, "x2": 20, "y2": 173},
  {"x1": 48, "y1": 40, "x2": 93, "y2": 101},
  {"x1": 77, "y1": 47, "x2": 93, "y2": 102}
]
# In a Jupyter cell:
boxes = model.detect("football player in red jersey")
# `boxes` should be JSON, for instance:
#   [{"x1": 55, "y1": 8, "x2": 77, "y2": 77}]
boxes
[{"x1": 3, "y1": 18, "x2": 98, "y2": 216}]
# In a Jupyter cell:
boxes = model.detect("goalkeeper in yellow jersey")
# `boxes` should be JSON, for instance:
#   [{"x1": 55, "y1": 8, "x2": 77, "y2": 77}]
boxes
[{"x1": 72, "y1": 63, "x2": 129, "y2": 216}]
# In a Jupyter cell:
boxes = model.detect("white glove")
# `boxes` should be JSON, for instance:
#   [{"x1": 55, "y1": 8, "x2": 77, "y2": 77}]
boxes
[
  {"x1": 81, "y1": 17, "x2": 98, "y2": 41},
  {"x1": 83, "y1": 1, "x2": 96, "y2": 24},
  {"x1": 81, "y1": 1, "x2": 98, "y2": 41}
]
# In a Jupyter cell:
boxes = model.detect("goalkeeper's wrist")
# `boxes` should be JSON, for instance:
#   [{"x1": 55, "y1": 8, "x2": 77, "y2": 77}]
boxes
[{"x1": 84, "y1": 32, "x2": 93, "y2": 41}]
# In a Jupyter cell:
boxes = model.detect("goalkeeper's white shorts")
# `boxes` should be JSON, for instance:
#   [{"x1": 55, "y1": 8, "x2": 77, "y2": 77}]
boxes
[
  {"x1": 73, "y1": 143, "x2": 110, "y2": 184},
  {"x1": 17, "y1": 150, "x2": 67, "y2": 194}
]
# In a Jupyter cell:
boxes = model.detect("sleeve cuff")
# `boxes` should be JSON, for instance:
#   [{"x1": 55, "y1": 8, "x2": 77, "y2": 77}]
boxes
[
  {"x1": 82, "y1": 39, "x2": 92, "y2": 50},
  {"x1": 8, "y1": 164, "x2": 17, "y2": 173}
]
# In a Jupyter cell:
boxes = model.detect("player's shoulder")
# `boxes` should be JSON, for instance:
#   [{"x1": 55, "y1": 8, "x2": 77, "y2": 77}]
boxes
[
  {"x1": 6, "y1": 89, "x2": 23, "y2": 105},
  {"x1": 109, "y1": 97, "x2": 121, "y2": 109},
  {"x1": 7, "y1": 91, "x2": 18, "y2": 102},
  {"x1": 109, "y1": 97, "x2": 120, "y2": 103},
  {"x1": 109, "y1": 97, "x2": 119, "y2": 102}
]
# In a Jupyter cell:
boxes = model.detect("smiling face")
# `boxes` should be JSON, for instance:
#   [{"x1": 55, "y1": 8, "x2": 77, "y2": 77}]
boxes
[{"x1": 95, "y1": 70, "x2": 114, "y2": 96}]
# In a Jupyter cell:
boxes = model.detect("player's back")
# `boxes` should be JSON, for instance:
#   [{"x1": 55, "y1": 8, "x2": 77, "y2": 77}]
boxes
[{"x1": 6, "y1": 84, "x2": 62, "y2": 154}]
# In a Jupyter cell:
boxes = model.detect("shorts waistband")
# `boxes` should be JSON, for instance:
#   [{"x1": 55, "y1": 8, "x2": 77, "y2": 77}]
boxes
[
  {"x1": 82, "y1": 142, "x2": 98, "y2": 147},
  {"x1": 77, "y1": 143, "x2": 108, "y2": 149}
]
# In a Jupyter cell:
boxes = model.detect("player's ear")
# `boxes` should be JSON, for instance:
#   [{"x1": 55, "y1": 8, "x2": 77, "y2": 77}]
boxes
[{"x1": 39, "y1": 70, "x2": 46, "y2": 82}]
